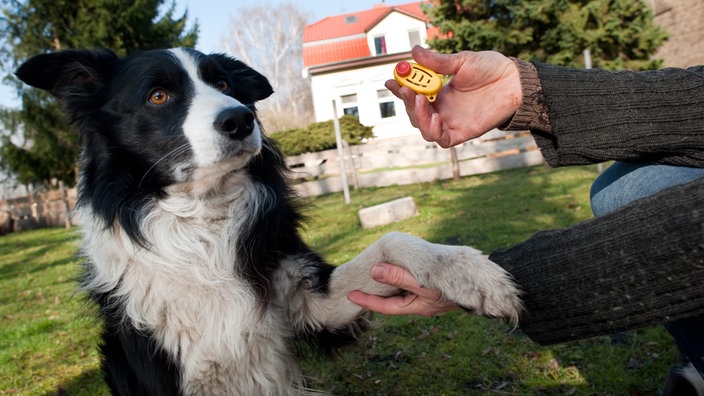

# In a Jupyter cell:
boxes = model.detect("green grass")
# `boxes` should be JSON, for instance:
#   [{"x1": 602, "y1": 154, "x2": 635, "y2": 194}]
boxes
[
  {"x1": 1, "y1": 165, "x2": 678, "y2": 395},
  {"x1": 0, "y1": 228, "x2": 105, "y2": 395}
]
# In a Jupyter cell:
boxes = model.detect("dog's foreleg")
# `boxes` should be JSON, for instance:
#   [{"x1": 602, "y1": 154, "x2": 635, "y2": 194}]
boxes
[{"x1": 309, "y1": 232, "x2": 523, "y2": 330}]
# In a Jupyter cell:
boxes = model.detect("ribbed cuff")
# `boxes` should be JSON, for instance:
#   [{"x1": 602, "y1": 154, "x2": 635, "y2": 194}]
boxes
[{"x1": 500, "y1": 58, "x2": 552, "y2": 133}]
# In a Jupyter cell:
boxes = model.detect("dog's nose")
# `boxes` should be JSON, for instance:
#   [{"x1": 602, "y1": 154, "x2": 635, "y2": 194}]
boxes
[{"x1": 214, "y1": 106, "x2": 255, "y2": 140}]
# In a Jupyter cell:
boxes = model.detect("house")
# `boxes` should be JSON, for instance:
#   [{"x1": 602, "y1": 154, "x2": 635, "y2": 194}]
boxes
[{"x1": 302, "y1": 2, "x2": 439, "y2": 140}]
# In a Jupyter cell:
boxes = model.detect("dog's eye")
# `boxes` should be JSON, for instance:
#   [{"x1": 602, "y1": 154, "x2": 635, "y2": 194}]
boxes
[
  {"x1": 149, "y1": 89, "x2": 170, "y2": 105},
  {"x1": 215, "y1": 80, "x2": 229, "y2": 93}
]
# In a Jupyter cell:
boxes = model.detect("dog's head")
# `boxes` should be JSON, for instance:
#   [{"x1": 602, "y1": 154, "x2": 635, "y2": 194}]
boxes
[
  {"x1": 16, "y1": 48, "x2": 277, "y2": 236},
  {"x1": 16, "y1": 48, "x2": 273, "y2": 185}
]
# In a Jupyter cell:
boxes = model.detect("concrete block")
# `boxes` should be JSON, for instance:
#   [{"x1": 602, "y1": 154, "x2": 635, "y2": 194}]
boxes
[{"x1": 358, "y1": 196, "x2": 418, "y2": 229}]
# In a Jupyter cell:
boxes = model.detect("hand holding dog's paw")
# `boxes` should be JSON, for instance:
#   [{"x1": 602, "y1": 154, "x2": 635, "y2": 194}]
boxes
[
  {"x1": 347, "y1": 264, "x2": 460, "y2": 317},
  {"x1": 348, "y1": 237, "x2": 524, "y2": 325}
]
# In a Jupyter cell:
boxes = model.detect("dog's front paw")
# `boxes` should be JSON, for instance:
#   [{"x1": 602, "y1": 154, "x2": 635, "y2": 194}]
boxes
[{"x1": 418, "y1": 246, "x2": 524, "y2": 325}]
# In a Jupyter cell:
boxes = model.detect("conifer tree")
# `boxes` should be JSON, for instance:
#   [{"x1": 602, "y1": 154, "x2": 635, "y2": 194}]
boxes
[
  {"x1": 0, "y1": 0, "x2": 197, "y2": 225},
  {"x1": 1, "y1": 0, "x2": 198, "y2": 186},
  {"x1": 425, "y1": 0, "x2": 667, "y2": 70}
]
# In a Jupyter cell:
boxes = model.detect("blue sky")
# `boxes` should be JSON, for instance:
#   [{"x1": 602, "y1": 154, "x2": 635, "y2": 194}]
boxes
[
  {"x1": 178, "y1": 0, "x2": 413, "y2": 53},
  {"x1": 1, "y1": 0, "x2": 412, "y2": 108}
]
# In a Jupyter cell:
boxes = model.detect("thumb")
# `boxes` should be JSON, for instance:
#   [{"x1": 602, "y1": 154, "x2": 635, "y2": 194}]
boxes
[
  {"x1": 371, "y1": 263, "x2": 420, "y2": 291},
  {"x1": 411, "y1": 45, "x2": 462, "y2": 76}
]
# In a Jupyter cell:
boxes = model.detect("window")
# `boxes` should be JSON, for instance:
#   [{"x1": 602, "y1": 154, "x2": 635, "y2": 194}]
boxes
[
  {"x1": 340, "y1": 94, "x2": 359, "y2": 119},
  {"x1": 377, "y1": 89, "x2": 396, "y2": 118},
  {"x1": 374, "y1": 36, "x2": 387, "y2": 56},
  {"x1": 408, "y1": 30, "x2": 421, "y2": 48}
]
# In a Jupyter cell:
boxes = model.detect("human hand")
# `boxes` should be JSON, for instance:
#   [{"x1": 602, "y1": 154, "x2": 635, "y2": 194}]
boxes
[
  {"x1": 385, "y1": 45, "x2": 522, "y2": 148},
  {"x1": 347, "y1": 263, "x2": 460, "y2": 316}
]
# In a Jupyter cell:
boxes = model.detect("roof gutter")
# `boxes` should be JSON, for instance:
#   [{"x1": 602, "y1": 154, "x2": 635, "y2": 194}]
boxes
[{"x1": 304, "y1": 51, "x2": 413, "y2": 77}]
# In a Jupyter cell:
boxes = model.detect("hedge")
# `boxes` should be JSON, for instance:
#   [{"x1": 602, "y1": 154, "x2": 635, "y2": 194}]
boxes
[{"x1": 269, "y1": 115, "x2": 374, "y2": 156}]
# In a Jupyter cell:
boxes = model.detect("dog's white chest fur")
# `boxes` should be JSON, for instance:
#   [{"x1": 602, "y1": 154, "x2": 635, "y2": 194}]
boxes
[{"x1": 79, "y1": 178, "x2": 305, "y2": 395}]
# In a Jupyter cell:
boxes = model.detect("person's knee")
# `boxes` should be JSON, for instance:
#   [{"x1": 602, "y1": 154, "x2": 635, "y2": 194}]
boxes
[
  {"x1": 590, "y1": 186, "x2": 614, "y2": 217},
  {"x1": 589, "y1": 164, "x2": 623, "y2": 217},
  {"x1": 591, "y1": 162, "x2": 704, "y2": 217}
]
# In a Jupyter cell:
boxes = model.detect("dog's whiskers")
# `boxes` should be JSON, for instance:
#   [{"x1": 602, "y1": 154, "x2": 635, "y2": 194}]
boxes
[{"x1": 138, "y1": 144, "x2": 190, "y2": 189}]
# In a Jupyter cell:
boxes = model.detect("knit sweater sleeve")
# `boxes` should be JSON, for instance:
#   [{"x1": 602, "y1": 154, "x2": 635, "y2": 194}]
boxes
[
  {"x1": 531, "y1": 63, "x2": 704, "y2": 167},
  {"x1": 489, "y1": 177, "x2": 704, "y2": 345}
]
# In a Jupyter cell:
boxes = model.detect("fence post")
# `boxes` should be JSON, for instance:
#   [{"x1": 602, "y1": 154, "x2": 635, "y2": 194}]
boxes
[
  {"x1": 344, "y1": 140, "x2": 360, "y2": 189},
  {"x1": 450, "y1": 146, "x2": 460, "y2": 181},
  {"x1": 331, "y1": 100, "x2": 351, "y2": 204}
]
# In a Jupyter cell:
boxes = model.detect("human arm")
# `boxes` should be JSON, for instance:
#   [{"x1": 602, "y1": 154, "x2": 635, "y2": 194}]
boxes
[
  {"x1": 348, "y1": 177, "x2": 704, "y2": 344},
  {"x1": 390, "y1": 46, "x2": 704, "y2": 167},
  {"x1": 489, "y1": 176, "x2": 704, "y2": 344},
  {"x1": 530, "y1": 62, "x2": 704, "y2": 167}
]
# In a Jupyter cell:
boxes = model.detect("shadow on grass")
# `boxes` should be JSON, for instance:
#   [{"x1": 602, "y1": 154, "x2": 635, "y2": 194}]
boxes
[
  {"x1": 304, "y1": 165, "x2": 677, "y2": 394},
  {"x1": 44, "y1": 368, "x2": 107, "y2": 396},
  {"x1": 423, "y1": 165, "x2": 596, "y2": 250},
  {"x1": 0, "y1": 227, "x2": 81, "y2": 279}
]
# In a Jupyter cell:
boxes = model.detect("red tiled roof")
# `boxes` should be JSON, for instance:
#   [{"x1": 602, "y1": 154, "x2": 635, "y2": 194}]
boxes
[
  {"x1": 303, "y1": 37, "x2": 370, "y2": 67},
  {"x1": 303, "y1": 2, "x2": 429, "y2": 43},
  {"x1": 303, "y1": 2, "x2": 433, "y2": 67}
]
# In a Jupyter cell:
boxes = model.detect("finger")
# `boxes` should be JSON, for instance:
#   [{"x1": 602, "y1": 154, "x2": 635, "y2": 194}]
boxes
[
  {"x1": 347, "y1": 291, "x2": 425, "y2": 316},
  {"x1": 416, "y1": 110, "x2": 450, "y2": 148},
  {"x1": 385, "y1": 79, "x2": 421, "y2": 105},
  {"x1": 411, "y1": 45, "x2": 463, "y2": 76},
  {"x1": 408, "y1": 94, "x2": 441, "y2": 143},
  {"x1": 420, "y1": 105, "x2": 448, "y2": 146},
  {"x1": 413, "y1": 95, "x2": 431, "y2": 130},
  {"x1": 371, "y1": 263, "x2": 424, "y2": 293},
  {"x1": 384, "y1": 79, "x2": 401, "y2": 96},
  {"x1": 394, "y1": 87, "x2": 420, "y2": 127},
  {"x1": 371, "y1": 263, "x2": 444, "y2": 301},
  {"x1": 347, "y1": 290, "x2": 457, "y2": 316}
]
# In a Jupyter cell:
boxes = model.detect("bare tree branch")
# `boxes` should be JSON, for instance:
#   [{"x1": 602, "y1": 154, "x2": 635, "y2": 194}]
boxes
[{"x1": 221, "y1": 3, "x2": 313, "y2": 132}]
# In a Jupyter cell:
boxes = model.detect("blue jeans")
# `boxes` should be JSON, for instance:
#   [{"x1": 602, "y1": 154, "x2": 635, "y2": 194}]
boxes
[{"x1": 590, "y1": 161, "x2": 704, "y2": 376}]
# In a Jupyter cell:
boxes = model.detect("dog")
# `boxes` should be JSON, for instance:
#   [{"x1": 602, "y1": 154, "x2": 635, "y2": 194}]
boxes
[{"x1": 16, "y1": 48, "x2": 523, "y2": 395}]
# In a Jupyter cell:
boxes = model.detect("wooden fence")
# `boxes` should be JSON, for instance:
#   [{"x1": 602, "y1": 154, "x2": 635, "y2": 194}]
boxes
[
  {"x1": 0, "y1": 129, "x2": 542, "y2": 233},
  {"x1": 287, "y1": 129, "x2": 544, "y2": 196},
  {"x1": 0, "y1": 188, "x2": 77, "y2": 234}
]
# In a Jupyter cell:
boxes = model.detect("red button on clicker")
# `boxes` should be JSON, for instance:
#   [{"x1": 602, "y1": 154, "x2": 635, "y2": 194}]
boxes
[{"x1": 395, "y1": 61, "x2": 412, "y2": 77}]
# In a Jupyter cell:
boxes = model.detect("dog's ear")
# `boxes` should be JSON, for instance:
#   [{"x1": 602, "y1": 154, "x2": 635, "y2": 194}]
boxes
[
  {"x1": 214, "y1": 54, "x2": 274, "y2": 104},
  {"x1": 15, "y1": 49, "x2": 118, "y2": 99}
]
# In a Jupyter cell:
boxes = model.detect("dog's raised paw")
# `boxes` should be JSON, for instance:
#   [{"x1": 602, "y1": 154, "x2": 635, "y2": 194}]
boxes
[
  {"x1": 374, "y1": 233, "x2": 523, "y2": 325},
  {"x1": 419, "y1": 246, "x2": 524, "y2": 325}
]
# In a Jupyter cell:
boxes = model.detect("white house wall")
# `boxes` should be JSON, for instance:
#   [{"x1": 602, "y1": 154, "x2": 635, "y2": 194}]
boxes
[
  {"x1": 366, "y1": 11, "x2": 429, "y2": 55},
  {"x1": 310, "y1": 63, "x2": 418, "y2": 140}
]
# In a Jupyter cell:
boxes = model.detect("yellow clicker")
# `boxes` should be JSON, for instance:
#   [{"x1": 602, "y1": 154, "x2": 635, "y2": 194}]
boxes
[{"x1": 393, "y1": 61, "x2": 442, "y2": 102}]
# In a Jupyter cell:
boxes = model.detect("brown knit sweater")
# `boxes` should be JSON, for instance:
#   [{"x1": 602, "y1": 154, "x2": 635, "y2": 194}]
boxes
[{"x1": 489, "y1": 60, "x2": 704, "y2": 344}]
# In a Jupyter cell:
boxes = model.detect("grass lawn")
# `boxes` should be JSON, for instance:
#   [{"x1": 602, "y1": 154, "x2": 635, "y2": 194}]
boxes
[{"x1": 1, "y1": 165, "x2": 678, "y2": 395}]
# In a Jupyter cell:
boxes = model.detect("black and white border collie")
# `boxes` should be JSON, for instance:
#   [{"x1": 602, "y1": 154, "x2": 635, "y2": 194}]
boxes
[{"x1": 16, "y1": 48, "x2": 522, "y2": 395}]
